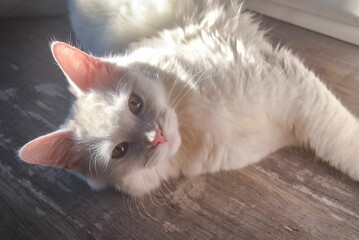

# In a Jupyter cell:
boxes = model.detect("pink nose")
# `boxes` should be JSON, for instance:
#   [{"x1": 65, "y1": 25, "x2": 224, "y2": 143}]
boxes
[{"x1": 145, "y1": 128, "x2": 166, "y2": 146}]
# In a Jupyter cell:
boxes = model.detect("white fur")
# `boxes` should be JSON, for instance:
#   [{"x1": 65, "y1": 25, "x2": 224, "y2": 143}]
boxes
[
  {"x1": 68, "y1": 0, "x2": 199, "y2": 55},
  {"x1": 63, "y1": 0, "x2": 359, "y2": 196}
]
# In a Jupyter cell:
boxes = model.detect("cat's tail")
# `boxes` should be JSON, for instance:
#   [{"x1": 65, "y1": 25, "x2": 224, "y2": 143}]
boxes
[
  {"x1": 68, "y1": 0, "x2": 196, "y2": 55},
  {"x1": 288, "y1": 67, "x2": 359, "y2": 180}
]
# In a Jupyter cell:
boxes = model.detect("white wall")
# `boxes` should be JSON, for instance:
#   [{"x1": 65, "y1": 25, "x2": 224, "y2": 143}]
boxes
[{"x1": 246, "y1": 0, "x2": 359, "y2": 45}]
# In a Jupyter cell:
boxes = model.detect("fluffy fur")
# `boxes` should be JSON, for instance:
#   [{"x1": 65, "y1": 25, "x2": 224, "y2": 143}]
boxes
[{"x1": 20, "y1": 0, "x2": 359, "y2": 196}]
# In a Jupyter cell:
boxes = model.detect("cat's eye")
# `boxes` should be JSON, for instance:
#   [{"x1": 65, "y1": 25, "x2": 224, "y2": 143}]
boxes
[
  {"x1": 111, "y1": 142, "x2": 129, "y2": 158},
  {"x1": 128, "y1": 93, "x2": 143, "y2": 115}
]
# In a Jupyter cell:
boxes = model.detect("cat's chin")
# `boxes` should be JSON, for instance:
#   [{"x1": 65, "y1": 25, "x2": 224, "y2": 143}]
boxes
[
  {"x1": 118, "y1": 167, "x2": 163, "y2": 197},
  {"x1": 117, "y1": 109, "x2": 181, "y2": 197}
]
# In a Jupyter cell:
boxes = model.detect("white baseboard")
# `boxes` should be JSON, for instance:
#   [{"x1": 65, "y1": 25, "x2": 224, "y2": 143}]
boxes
[{"x1": 245, "y1": 0, "x2": 359, "y2": 46}]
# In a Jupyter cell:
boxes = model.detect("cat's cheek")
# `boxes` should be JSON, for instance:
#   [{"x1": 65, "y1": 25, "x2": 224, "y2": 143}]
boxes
[{"x1": 167, "y1": 132, "x2": 181, "y2": 157}]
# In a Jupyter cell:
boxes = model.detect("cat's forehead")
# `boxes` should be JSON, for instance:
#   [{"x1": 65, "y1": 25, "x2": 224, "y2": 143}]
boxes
[{"x1": 72, "y1": 91, "x2": 134, "y2": 139}]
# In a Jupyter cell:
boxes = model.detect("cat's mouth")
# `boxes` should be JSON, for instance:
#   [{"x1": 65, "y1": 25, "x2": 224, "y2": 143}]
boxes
[{"x1": 144, "y1": 109, "x2": 181, "y2": 167}]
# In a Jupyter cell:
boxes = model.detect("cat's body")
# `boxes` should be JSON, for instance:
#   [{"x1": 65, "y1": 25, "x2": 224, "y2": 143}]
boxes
[{"x1": 20, "y1": 0, "x2": 359, "y2": 196}]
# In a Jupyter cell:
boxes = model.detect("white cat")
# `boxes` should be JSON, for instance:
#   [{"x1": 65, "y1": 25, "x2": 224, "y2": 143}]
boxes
[{"x1": 19, "y1": 0, "x2": 359, "y2": 196}]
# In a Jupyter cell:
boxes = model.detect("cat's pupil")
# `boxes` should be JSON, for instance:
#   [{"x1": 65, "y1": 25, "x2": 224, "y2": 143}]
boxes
[
  {"x1": 112, "y1": 142, "x2": 128, "y2": 158},
  {"x1": 128, "y1": 93, "x2": 143, "y2": 115}
]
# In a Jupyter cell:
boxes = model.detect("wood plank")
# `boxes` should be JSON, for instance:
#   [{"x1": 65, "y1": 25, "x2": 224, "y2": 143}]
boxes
[{"x1": 0, "y1": 14, "x2": 358, "y2": 240}]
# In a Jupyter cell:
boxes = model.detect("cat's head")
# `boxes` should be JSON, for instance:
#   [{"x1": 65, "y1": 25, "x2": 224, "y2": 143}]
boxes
[{"x1": 19, "y1": 42, "x2": 181, "y2": 196}]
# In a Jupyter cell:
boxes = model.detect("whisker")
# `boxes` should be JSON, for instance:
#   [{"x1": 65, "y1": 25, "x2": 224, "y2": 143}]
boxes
[
  {"x1": 167, "y1": 72, "x2": 181, "y2": 105},
  {"x1": 131, "y1": 170, "x2": 149, "y2": 220},
  {"x1": 173, "y1": 75, "x2": 219, "y2": 108},
  {"x1": 154, "y1": 186, "x2": 169, "y2": 206},
  {"x1": 154, "y1": 169, "x2": 174, "y2": 205},
  {"x1": 157, "y1": 181, "x2": 172, "y2": 206},
  {"x1": 171, "y1": 67, "x2": 219, "y2": 110},
  {"x1": 169, "y1": 67, "x2": 209, "y2": 108},
  {"x1": 161, "y1": 179, "x2": 175, "y2": 196},
  {"x1": 140, "y1": 195, "x2": 157, "y2": 221},
  {"x1": 172, "y1": 73, "x2": 220, "y2": 110},
  {"x1": 149, "y1": 190, "x2": 162, "y2": 207},
  {"x1": 125, "y1": 192, "x2": 134, "y2": 218},
  {"x1": 115, "y1": 71, "x2": 130, "y2": 93},
  {"x1": 134, "y1": 196, "x2": 147, "y2": 220},
  {"x1": 87, "y1": 145, "x2": 96, "y2": 178}
]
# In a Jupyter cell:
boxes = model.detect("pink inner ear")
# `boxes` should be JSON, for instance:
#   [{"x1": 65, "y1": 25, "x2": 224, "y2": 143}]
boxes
[
  {"x1": 19, "y1": 130, "x2": 75, "y2": 168},
  {"x1": 52, "y1": 42, "x2": 102, "y2": 91}
]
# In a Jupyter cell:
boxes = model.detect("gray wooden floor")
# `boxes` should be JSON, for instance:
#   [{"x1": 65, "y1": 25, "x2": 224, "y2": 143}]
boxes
[{"x1": 0, "y1": 14, "x2": 358, "y2": 240}]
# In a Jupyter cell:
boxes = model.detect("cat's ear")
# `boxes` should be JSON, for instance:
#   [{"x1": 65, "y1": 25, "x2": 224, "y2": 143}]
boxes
[
  {"x1": 19, "y1": 130, "x2": 82, "y2": 169},
  {"x1": 51, "y1": 41, "x2": 115, "y2": 96}
]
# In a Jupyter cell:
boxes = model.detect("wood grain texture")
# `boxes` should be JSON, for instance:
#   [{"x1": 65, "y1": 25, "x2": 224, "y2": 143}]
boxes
[{"x1": 0, "y1": 14, "x2": 358, "y2": 240}]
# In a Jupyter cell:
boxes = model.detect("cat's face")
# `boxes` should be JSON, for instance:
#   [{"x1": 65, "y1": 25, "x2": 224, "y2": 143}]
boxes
[
  {"x1": 19, "y1": 42, "x2": 181, "y2": 196},
  {"x1": 72, "y1": 69, "x2": 182, "y2": 195}
]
